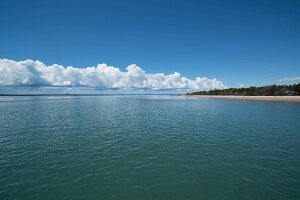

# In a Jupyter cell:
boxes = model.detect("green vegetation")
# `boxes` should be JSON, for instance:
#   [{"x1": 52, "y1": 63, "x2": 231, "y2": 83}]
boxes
[{"x1": 187, "y1": 83, "x2": 300, "y2": 96}]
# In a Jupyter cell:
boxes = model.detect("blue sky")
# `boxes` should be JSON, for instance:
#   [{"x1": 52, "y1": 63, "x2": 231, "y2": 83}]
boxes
[{"x1": 0, "y1": 0, "x2": 299, "y2": 89}]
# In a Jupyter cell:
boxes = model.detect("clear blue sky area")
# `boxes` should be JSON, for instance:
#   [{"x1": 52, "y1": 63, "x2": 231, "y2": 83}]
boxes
[{"x1": 0, "y1": 0, "x2": 299, "y2": 87}]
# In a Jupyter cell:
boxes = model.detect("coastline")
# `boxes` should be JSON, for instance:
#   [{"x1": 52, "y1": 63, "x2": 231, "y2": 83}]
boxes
[{"x1": 188, "y1": 95, "x2": 300, "y2": 103}]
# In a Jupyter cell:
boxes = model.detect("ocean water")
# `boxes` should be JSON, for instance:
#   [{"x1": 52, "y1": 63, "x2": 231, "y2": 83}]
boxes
[{"x1": 0, "y1": 95, "x2": 299, "y2": 200}]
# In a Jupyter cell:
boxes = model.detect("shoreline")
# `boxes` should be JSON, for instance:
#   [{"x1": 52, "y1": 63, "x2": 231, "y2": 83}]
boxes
[{"x1": 188, "y1": 95, "x2": 300, "y2": 103}]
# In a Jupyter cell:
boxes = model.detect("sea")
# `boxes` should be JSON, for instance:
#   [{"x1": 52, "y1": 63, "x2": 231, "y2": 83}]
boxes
[{"x1": 0, "y1": 95, "x2": 299, "y2": 200}]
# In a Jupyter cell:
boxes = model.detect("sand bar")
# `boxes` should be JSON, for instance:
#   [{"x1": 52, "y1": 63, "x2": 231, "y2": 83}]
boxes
[{"x1": 189, "y1": 95, "x2": 300, "y2": 103}]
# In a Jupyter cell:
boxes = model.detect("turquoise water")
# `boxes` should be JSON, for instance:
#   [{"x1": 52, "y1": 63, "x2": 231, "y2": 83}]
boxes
[{"x1": 0, "y1": 95, "x2": 299, "y2": 200}]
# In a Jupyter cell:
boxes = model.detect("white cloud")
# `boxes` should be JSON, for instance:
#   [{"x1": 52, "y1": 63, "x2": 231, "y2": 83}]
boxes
[
  {"x1": 0, "y1": 58, "x2": 225, "y2": 90},
  {"x1": 278, "y1": 76, "x2": 300, "y2": 83}
]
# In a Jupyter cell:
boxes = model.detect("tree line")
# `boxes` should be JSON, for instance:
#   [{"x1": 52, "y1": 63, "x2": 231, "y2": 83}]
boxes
[{"x1": 187, "y1": 83, "x2": 300, "y2": 96}]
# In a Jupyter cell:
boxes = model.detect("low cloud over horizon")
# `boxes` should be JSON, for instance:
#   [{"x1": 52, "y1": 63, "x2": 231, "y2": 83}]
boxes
[
  {"x1": 278, "y1": 76, "x2": 300, "y2": 84},
  {"x1": 0, "y1": 58, "x2": 224, "y2": 91}
]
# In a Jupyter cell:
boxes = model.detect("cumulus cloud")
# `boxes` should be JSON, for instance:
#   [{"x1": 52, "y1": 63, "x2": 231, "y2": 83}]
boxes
[
  {"x1": 278, "y1": 76, "x2": 300, "y2": 84},
  {"x1": 0, "y1": 58, "x2": 224, "y2": 90}
]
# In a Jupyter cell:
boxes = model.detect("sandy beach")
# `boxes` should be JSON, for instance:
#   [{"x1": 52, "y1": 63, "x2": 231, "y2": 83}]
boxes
[{"x1": 189, "y1": 95, "x2": 300, "y2": 103}]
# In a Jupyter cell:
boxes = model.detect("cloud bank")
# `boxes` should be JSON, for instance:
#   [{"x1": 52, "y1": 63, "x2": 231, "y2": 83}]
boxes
[
  {"x1": 278, "y1": 76, "x2": 300, "y2": 84},
  {"x1": 0, "y1": 59, "x2": 224, "y2": 90}
]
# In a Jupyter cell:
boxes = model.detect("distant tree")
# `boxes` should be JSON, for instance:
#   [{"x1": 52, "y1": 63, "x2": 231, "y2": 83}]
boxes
[{"x1": 187, "y1": 83, "x2": 300, "y2": 96}]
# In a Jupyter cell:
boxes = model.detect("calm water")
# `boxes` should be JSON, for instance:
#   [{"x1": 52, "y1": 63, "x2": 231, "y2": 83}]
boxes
[{"x1": 0, "y1": 95, "x2": 299, "y2": 200}]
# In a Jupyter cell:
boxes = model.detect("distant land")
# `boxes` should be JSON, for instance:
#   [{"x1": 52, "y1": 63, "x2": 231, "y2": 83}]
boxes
[
  {"x1": 187, "y1": 83, "x2": 300, "y2": 96},
  {"x1": 186, "y1": 83, "x2": 300, "y2": 103}
]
